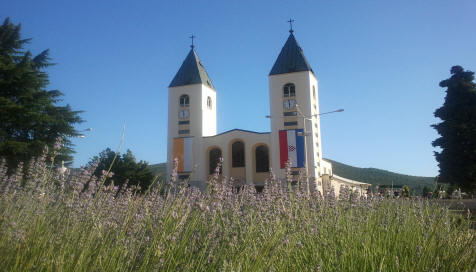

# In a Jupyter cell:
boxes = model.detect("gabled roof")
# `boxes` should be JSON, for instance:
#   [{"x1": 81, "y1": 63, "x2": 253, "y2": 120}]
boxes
[
  {"x1": 203, "y1": 129, "x2": 270, "y2": 138},
  {"x1": 269, "y1": 33, "x2": 314, "y2": 76},
  {"x1": 169, "y1": 48, "x2": 215, "y2": 89}
]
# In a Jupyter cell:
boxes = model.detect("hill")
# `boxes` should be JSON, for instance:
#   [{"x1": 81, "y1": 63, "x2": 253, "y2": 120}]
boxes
[
  {"x1": 148, "y1": 160, "x2": 436, "y2": 192},
  {"x1": 148, "y1": 163, "x2": 166, "y2": 178},
  {"x1": 325, "y1": 159, "x2": 435, "y2": 192}
]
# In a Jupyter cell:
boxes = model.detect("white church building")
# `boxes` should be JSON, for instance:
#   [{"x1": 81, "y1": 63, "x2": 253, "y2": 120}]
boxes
[{"x1": 166, "y1": 28, "x2": 369, "y2": 196}]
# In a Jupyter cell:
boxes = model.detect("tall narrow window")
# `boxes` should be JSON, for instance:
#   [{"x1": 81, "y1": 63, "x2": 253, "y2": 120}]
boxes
[
  {"x1": 209, "y1": 148, "x2": 222, "y2": 174},
  {"x1": 255, "y1": 145, "x2": 269, "y2": 172},
  {"x1": 231, "y1": 141, "x2": 245, "y2": 167},
  {"x1": 313, "y1": 86, "x2": 316, "y2": 99},
  {"x1": 179, "y1": 95, "x2": 189, "y2": 107},
  {"x1": 283, "y1": 83, "x2": 295, "y2": 98},
  {"x1": 207, "y1": 96, "x2": 212, "y2": 109}
]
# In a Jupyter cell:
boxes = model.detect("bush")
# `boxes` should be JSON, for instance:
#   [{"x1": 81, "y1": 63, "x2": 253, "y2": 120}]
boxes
[
  {"x1": 90, "y1": 148, "x2": 154, "y2": 192},
  {"x1": 402, "y1": 185, "x2": 410, "y2": 198},
  {"x1": 0, "y1": 157, "x2": 475, "y2": 271}
]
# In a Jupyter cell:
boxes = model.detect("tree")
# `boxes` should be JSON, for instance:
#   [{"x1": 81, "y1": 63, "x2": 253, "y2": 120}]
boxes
[
  {"x1": 432, "y1": 66, "x2": 476, "y2": 193},
  {"x1": 422, "y1": 186, "x2": 432, "y2": 198},
  {"x1": 91, "y1": 148, "x2": 154, "y2": 191},
  {"x1": 0, "y1": 18, "x2": 83, "y2": 170},
  {"x1": 402, "y1": 185, "x2": 410, "y2": 198}
]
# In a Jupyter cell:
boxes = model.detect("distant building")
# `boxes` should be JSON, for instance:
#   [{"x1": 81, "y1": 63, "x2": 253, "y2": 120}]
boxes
[{"x1": 166, "y1": 28, "x2": 369, "y2": 196}]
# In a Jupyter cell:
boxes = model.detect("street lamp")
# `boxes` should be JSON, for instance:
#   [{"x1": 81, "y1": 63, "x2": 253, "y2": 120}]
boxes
[
  {"x1": 75, "y1": 128, "x2": 93, "y2": 138},
  {"x1": 265, "y1": 109, "x2": 343, "y2": 119},
  {"x1": 296, "y1": 105, "x2": 343, "y2": 194},
  {"x1": 57, "y1": 128, "x2": 93, "y2": 174}
]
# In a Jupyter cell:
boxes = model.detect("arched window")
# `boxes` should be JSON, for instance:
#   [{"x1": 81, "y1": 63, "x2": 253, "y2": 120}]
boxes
[
  {"x1": 283, "y1": 83, "x2": 295, "y2": 98},
  {"x1": 179, "y1": 95, "x2": 189, "y2": 107},
  {"x1": 209, "y1": 148, "x2": 222, "y2": 174},
  {"x1": 255, "y1": 145, "x2": 269, "y2": 172},
  {"x1": 207, "y1": 96, "x2": 212, "y2": 109},
  {"x1": 231, "y1": 141, "x2": 245, "y2": 167}
]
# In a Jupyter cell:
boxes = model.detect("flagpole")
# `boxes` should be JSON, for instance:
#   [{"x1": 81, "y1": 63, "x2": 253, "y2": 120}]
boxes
[{"x1": 295, "y1": 104, "x2": 311, "y2": 196}]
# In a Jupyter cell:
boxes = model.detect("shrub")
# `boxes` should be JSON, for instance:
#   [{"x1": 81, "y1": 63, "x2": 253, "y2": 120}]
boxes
[
  {"x1": 90, "y1": 148, "x2": 154, "y2": 192},
  {"x1": 0, "y1": 156, "x2": 475, "y2": 271}
]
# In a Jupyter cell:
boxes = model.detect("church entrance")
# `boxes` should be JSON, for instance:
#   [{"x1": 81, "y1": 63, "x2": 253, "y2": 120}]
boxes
[
  {"x1": 253, "y1": 144, "x2": 270, "y2": 186},
  {"x1": 208, "y1": 147, "x2": 222, "y2": 175}
]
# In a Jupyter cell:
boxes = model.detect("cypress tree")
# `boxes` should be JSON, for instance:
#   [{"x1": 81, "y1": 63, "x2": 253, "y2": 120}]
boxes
[{"x1": 432, "y1": 66, "x2": 476, "y2": 193}]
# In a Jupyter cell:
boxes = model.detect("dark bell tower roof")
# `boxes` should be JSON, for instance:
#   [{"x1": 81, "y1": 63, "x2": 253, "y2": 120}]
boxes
[
  {"x1": 169, "y1": 48, "x2": 215, "y2": 89},
  {"x1": 269, "y1": 33, "x2": 314, "y2": 76}
]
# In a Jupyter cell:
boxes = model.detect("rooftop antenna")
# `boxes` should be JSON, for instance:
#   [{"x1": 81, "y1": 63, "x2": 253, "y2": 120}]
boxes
[{"x1": 287, "y1": 18, "x2": 295, "y2": 33}]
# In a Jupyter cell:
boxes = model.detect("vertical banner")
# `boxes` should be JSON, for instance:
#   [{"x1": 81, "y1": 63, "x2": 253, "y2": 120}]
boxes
[
  {"x1": 279, "y1": 129, "x2": 305, "y2": 168},
  {"x1": 173, "y1": 137, "x2": 193, "y2": 172},
  {"x1": 295, "y1": 129, "x2": 305, "y2": 168},
  {"x1": 183, "y1": 137, "x2": 193, "y2": 172},
  {"x1": 279, "y1": 130, "x2": 288, "y2": 169}
]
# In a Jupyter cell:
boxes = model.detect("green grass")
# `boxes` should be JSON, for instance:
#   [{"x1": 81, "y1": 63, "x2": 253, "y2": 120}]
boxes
[{"x1": 0, "y1": 160, "x2": 475, "y2": 271}]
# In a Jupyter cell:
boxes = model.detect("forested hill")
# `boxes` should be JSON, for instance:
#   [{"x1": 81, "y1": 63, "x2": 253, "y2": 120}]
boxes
[
  {"x1": 325, "y1": 159, "x2": 435, "y2": 189},
  {"x1": 148, "y1": 163, "x2": 166, "y2": 178},
  {"x1": 149, "y1": 160, "x2": 435, "y2": 191}
]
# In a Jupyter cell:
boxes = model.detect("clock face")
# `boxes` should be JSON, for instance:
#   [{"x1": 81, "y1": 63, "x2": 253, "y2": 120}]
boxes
[
  {"x1": 178, "y1": 110, "x2": 189, "y2": 119},
  {"x1": 284, "y1": 99, "x2": 296, "y2": 110}
]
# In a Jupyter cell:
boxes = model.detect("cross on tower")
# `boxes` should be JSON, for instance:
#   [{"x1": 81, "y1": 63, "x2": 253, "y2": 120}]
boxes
[
  {"x1": 287, "y1": 19, "x2": 295, "y2": 33},
  {"x1": 189, "y1": 34, "x2": 195, "y2": 49}
]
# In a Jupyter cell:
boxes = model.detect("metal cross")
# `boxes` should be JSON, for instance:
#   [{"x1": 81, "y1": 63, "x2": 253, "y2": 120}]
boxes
[
  {"x1": 287, "y1": 19, "x2": 295, "y2": 33},
  {"x1": 189, "y1": 34, "x2": 195, "y2": 49}
]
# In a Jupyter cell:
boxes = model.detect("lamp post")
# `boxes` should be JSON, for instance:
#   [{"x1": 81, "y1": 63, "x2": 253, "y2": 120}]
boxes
[
  {"x1": 266, "y1": 108, "x2": 344, "y2": 195},
  {"x1": 297, "y1": 105, "x2": 343, "y2": 194},
  {"x1": 77, "y1": 128, "x2": 93, "y2": 138},
  {"x1": 57, "y1": 128, "x2": 93, "y2": 175},
  {"x1": 265, "y1": 109, "x2": 343, "y2": 119}
]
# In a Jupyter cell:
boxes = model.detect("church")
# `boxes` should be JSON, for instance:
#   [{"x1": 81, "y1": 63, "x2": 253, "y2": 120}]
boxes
[{"x1": 166, "y1": 27, "x2": 369, "y2": 196}]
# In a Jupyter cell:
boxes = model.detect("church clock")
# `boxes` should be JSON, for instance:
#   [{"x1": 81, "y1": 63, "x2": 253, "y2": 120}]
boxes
[
  {"x1": 283, "y1": 99, "x2": 296, "y2": 110},
  {"x1": 178, "y1": 109, "x2": 189, "y2": 119}
]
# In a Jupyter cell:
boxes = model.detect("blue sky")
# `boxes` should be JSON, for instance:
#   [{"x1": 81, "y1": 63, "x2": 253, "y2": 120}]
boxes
[{"x1": 3, "y1": 0, "x2": 476, "y2": 176}]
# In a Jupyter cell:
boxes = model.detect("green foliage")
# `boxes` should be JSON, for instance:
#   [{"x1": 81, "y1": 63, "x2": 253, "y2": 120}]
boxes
[
  {"x1": 0, "y1": 18, "x2": 83, "y2": 170},
  {"x1": 402, "y1": 185, "x2": 410, "y2": 197},
  {"x1": 446, "y1": 183, "x2": 458, "y2": 197},
  {"x1": 91, "y1": 148, "x2": 154, "y2": 191},
  {"x1": 432, "y1": 66, "x2": 476, "y2": 193},
  {"x1": 422, "y1": 186, "x2": 432, "y2": 198},
  {"x1": 148, "y1": 162, "x2": 167, "y2": 176},
  {"x1": 0, "y1": 160, "x2": 475, "y2": 271},
  {"x1": 324, "y1": 159, "x2": 435, "y2": 193},
  {"x1": 147, "y1": 162, "x2": 166, "y2": 178},
  {"x1": 434, "y1": 183, "x2": 447, "y2": 199}
]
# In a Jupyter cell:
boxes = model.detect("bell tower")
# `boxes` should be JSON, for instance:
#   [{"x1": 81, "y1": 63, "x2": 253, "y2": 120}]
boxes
[
  {"x1": 268, "y1": 28, "x2": 324, "y2": 192},
  {"x1": 167, "y1": 42, "x2": 216, "y2": 185}
]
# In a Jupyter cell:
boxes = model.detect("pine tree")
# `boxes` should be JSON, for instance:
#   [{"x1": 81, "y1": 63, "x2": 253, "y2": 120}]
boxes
[
  {"x1": 432, "y1": 66, "x2": 476, "y2": 193},
  {"x1": 0, "y1": 18, "x2": 83, "y2": 170}
]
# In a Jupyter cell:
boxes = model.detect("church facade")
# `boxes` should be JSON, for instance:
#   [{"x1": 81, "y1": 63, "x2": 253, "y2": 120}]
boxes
[{"x1": 166, "y1": 30, "x2": 369, "y2": 196}]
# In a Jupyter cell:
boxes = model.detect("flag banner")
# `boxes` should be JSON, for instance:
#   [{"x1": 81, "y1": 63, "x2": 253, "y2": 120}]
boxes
[
  {"x1": 173, "y1": 137, "x2": 194, "y2": 172},
  {"x1": 279, "y1": 129, "x2": 305, "y2": 168}
]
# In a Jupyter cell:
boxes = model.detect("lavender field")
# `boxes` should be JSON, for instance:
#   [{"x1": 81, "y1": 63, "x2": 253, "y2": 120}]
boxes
[{"x1": 0, "y1": 157, "x2": 475, "y2": 271}]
